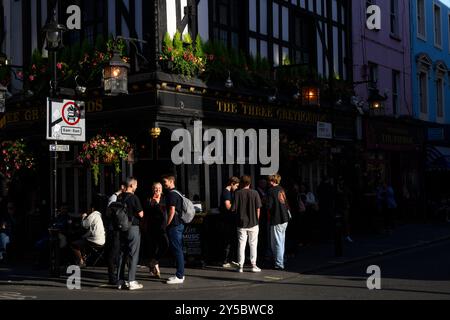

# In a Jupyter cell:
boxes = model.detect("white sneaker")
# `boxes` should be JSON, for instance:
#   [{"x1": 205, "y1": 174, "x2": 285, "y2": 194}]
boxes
[
  {"x1": 117, "y1": 280, "x2": 129, "y2": 290},
  {"x1": 222, "y1": 263, "x2": 232, "y2": 268},
  {"x1": 167, "y1": 276, "x2": 185, "y2": 284},
  {"x1": 252, "y1": 266, "x2": 262, "y2": 273},
  {"x1": 236, "y1": 266, "x2": 243, "y2": 273},
  {"x1": 128, "y1": 281, "x2": 143, "y2": 290}
]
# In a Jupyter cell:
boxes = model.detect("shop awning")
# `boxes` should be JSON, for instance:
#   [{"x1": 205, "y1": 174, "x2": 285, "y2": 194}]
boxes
[{"x1": 427, "y1": 146, "x2": 450, "y2": 171}]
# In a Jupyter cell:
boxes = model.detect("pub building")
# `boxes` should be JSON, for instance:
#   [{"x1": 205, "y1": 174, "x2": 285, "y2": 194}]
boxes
[{"x1": 0, "y1": 0, "x2": 357, "y2": 260}]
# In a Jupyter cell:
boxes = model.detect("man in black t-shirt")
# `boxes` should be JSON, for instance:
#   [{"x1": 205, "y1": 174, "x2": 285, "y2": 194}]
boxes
[
  {"x1": 220, "y1": 177, "x2": 240, "y2": 268},
  {"x1": 117, "y1": 177, "x2": 144, "y2": 291},
  {"x1": 162, "y1": 175, "x2": 185, "y2": 284},
  {"x1": 232, "y1": 175, "x2": 262, "y2": 273}
]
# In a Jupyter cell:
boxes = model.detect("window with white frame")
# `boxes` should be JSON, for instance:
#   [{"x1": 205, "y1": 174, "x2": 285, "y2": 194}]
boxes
[
  {"x1": 448, "y1": 14, "x2": 450, "y2": 53},
  {"x1": 419, "y1": 71, "x2": 428, "y2": 115},
  {"x1": 418, "y1": 55, "x2": 431, "y2": 117},
  {"x1": 390, "y1": 0, "x2": 400, "y2": 37},
  {"x1": 434, "y1": 3, "x2": 442, "y2": 48},
  {"x1": 417, "y1": 0, "x2": 426, "y2": 39},
  {"x1": 436, "y1": 63, "x2": 446, "y2": 119},
  {"x1": 368, "y1": 62, "x2": 378, "y2": 90},
  {"x1": 392, "y1": 70, "x2": 400, "y2": 115}
]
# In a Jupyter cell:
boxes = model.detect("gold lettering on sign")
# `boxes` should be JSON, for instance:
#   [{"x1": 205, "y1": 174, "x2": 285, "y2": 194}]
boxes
[
  {"x1": 95, "y1": 98, "x2": 103, "y2": 112},
  {"x1": 217, "y1": 100, "x2": 238, "y2": 113},
  {"x1": 217, "y1": 100, "x2": 326, "y2": 124}
]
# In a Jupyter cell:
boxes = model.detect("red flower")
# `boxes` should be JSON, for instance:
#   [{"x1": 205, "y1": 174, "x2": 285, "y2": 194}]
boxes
[
  {"x1": 29, "y1": 75, "x2": 35, "y2": 81},
  {"x1": 57, "y1": 63, "x2": 63, "y2": 70}
]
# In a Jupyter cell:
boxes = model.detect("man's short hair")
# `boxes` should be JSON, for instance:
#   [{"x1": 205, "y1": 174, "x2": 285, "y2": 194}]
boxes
[
  {"x1": 268, "y1": 174, "x2": 281, "y2": 185},
  {"x1": 240, "y1": 175, "x2": 252, "y2": 187},
  {"x1": 227, "y1": 176, "x2": 240, "y2": 186},
  {"x1": 162, "y1": 175, "x2": 176, "y2": 183},
  {"x1": 126, "y1": 177, "x2": 137, "y2": 188}
]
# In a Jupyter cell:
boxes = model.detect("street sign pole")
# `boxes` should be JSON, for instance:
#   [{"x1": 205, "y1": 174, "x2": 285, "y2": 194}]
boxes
[{"x1": 49, "y1": 46, "x2": 60, "y2": 277}]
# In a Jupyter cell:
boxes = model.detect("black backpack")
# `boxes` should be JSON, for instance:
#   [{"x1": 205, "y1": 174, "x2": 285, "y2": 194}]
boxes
[{"x1": 106, "y1": 194, "x2": 131, "y2": 232}]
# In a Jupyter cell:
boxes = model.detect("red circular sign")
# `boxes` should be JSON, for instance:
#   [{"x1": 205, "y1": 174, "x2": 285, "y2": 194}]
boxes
[{"x1": 62, "y1": 102, "x2": 81, "y2": 126}]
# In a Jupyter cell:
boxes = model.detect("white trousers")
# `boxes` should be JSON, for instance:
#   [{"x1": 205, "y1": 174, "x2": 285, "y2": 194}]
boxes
[{"x1": 237, "y1": 225, "x2": 259, "y2": 267}]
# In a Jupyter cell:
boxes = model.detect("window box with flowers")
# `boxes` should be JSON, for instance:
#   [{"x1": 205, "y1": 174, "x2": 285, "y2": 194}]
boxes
[
  {"x1": 77, "y1": 134, "x2": 132, "y2": 186},
  {"x1": 0, "y1": 140, "x2": 35, "y2": 180},
  {"x1": 20, "y1": 36, "x2": 129, "y2": 96},
  {"x1": 160, "y1": 31, "x2": 207, "y2": 78}
]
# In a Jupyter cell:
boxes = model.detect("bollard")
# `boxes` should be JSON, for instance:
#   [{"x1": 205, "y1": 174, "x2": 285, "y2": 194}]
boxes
[{"x1": 334, "y1": 214, "x2": 344, "y2": 257}]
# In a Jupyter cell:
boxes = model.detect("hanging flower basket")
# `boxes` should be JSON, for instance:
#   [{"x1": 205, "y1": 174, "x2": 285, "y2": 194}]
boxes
[
  {"x1": 103, "y1": 152, "x2": 115, "y2": 164},
  {"x1": 77, "y1": 134, "x2": 131, "y2": 186},
  {"x1": 0, "y1": 140, "x2": 35, "y2": 180}
]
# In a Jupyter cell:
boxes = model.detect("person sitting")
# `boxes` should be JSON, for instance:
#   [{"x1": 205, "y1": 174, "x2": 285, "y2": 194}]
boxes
[
  {"x1": 71, "y1": 201, "x2": 105, "y2": 267},
  {"x1": 0, "y1": 202, "x2": 16, "y2": 262}
]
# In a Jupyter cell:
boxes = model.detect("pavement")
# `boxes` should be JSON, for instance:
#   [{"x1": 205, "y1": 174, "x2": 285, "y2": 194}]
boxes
[{"x1": 1, "y1": 222, "x2": 450, "y2": 299}]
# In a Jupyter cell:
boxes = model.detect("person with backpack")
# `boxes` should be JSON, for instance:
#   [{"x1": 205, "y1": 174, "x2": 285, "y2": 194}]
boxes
[
  {"x1": 116, "y1": 177, "x2": 144, "y2": 290},
  {"x1": 162, "y1": 175, "x2": 186, "y2": 284},
  {"x1": 267, "y1": 174, "x2": 290, "y2": 270},
  {"x1": 105, "y1": 181, "x2": 127, "y2": 285}
]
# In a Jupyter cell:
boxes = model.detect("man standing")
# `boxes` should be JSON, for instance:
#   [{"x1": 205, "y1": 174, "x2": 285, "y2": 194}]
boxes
[
  {"x1": 267, "y1": 174, "x2": 290, "y2": 270},
  {"x1": 220, "y1": 177, "x2": 240, "y2": 268},
  {"x1": 117, "y1": 177, "x2": 144, "y2": 290},
  {"x1": 105, "y1": 181, "x2": 126, "y2": 285},
  {"x1": 162, "y1": 175, "x2": 185, "y2": 284},
  {"x1": 232, "y1": 175, "x2": 262, "y2": 273}
]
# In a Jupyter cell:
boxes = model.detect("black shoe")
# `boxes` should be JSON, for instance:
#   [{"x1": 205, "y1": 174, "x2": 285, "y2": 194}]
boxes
[{"x1": 274, "y1": 266, "x2": 285, "y2": 271}]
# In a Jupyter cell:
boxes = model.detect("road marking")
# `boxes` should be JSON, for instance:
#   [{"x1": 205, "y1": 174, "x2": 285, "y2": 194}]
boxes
[
  {"x1": 0, "y1": 292, "x2": 37, "y2": 300},
  {"x1": 264, "y1": 276, "x2": 282, "y2": 281}
]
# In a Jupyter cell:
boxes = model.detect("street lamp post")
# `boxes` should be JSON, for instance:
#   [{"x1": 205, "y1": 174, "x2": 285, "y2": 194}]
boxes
[{"x1": 43, "y1": 9, "x2": 66, "y2": 277}]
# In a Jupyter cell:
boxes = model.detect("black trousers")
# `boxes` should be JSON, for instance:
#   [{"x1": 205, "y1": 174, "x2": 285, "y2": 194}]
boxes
[
  {"x1": 106, "y1": 230, "x2": 120, "y2": 284},
  {"x1": 149, "y1": 228, "x2": 169, "y2": 262},
  {"x1": 222, "y1": 215, "x2": 237, "y2": 264}
]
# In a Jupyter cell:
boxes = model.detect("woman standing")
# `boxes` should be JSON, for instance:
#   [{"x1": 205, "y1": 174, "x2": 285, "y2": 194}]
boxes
[{"x1": 147, "y1": 182, "x2": 169, "y2": 278}]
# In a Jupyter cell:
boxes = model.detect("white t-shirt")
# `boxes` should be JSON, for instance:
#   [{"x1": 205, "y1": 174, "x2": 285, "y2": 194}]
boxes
[{"x1": 82, "y1": 211, "x2": 105, "y2": 246}]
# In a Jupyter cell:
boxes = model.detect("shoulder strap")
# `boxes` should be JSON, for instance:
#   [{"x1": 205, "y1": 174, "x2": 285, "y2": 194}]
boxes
[{"x1": 170, "y1": 190, "x2": 184, "y2": 199}]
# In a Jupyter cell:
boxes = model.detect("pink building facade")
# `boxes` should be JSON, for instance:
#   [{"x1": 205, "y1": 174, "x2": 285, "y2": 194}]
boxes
[{"x1": 352, "y1": 1, "x2": 412, "y2": 117}]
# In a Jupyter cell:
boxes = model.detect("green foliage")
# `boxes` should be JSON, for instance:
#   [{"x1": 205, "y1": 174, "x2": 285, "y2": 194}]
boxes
[
  {"x1": 78, "y1": 134, "x2": 132, "y2": 186},
  {"x1": 163, "y1": 32, "x2": 173, "y2": 51},
  {"x1": 195, "y1": 34, "x2": 204, "y2": 58},
  {"x1": 159, "y1": 31, "x2": 206, "y2": 77},
  {"x1": 173, "y1": 31, "x2": 183, "y2": 51}
]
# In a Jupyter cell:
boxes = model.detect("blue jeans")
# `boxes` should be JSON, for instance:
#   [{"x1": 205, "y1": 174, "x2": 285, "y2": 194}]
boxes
[
  {"x1": 270, "y1": 223, "x2": 288, "y2": 269},
  {"x1": 168, "y1": 224, "x2": 185, "y2": 279},
  {"x1": 0, "y1": 233, "x2": 10, "y2": 258}
]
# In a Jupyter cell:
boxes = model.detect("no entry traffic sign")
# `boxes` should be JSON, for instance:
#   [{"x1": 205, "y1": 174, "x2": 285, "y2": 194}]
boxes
[{"x1": 46, "y1": 98, "x2": 86, "y2": 142}]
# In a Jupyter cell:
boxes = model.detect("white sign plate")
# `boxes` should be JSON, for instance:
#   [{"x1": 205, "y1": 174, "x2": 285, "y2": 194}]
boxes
[
  {"x1": 46, "y1": 98, "x2": 86, "y2": 142},
  {"x1": 49, "y1": 145, "x2": 70, "y2": 152},
  {"x1": 317, "y1": 121, "x2": 333, "y2": 139}
]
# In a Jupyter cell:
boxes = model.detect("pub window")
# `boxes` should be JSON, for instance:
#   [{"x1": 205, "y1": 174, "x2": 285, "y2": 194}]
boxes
[
  {"x1": 61, "y1": 0, "x2": 106, "y2": 46},
  {"x1": 211, "y1": 0, "x2": 241, "y2": 49}
]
